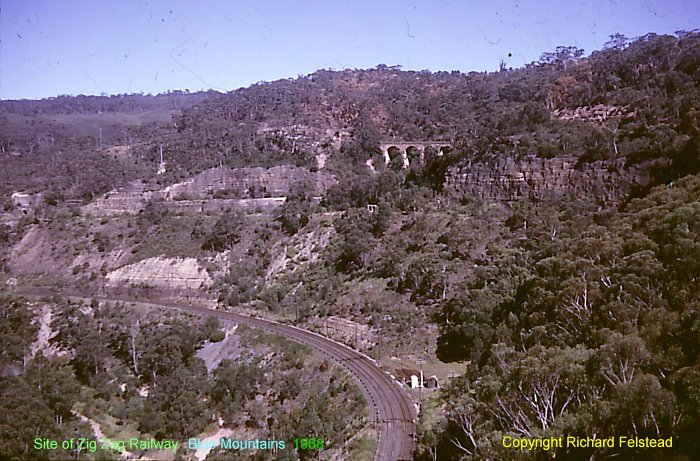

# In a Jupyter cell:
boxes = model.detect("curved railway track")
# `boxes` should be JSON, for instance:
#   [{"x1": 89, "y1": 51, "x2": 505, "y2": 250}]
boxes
[{"x1": 15, "y1": 291, "x2": 417, "y2": 461}]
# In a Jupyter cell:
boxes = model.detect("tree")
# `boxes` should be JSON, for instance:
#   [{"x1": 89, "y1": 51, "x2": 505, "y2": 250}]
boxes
[
  {"x1": 0, "y1": 376, "x2": 57, "y2": 459},
  {"x1": 202, "y1": 211, "x2": 244, "y2": 251},
  {"x1": 0, "y1": 296, "x2": 38, "y2": 369},
  {"x1": 277, "y1": 179, "x2": 315, "y2": 234},
  {"x1": 539, "y1": 46, "x2": 585, "y2": 70},
  {"x1": 329, "y1": 208, "x2": 375, "y2": 273},
  {"x1": 604, "y1": 33, "x2": 630, "y2": 50},
  {"x1": 25, "y1": 356, "x2": 79, "y2": 428},
  {"x1": 139, "y1": 360, "x2": 209, "y2": 439},
  {"x1": 594, "y1": 332, "x2": 651, "y2": 387}
]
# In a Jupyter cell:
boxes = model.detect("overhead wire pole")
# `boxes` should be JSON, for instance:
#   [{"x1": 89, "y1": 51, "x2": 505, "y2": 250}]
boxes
[
  {"x1": 158, "y1": 144, "x2": 166, "y2": 174},
  {"x1": 17, "y1": 289, "x2": 418, "y2": 461},
  {"x1": 378, "y1": 317, "x2": 382, "y2": 361}
]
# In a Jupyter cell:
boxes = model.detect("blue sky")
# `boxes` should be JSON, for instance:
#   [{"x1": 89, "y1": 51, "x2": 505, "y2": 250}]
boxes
[{"x1": 1, "y1": 0, "x2": 697, "y2": 99}]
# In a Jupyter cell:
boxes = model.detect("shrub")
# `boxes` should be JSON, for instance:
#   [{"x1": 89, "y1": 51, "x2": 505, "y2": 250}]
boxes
[{"x1": 209, "y1": 330, "x2": 226, "y2": 343}]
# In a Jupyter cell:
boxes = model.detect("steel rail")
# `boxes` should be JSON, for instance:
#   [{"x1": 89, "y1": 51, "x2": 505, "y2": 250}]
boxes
[{"x1": 14, "y1": 290, "x2": 417, "y2": 461}]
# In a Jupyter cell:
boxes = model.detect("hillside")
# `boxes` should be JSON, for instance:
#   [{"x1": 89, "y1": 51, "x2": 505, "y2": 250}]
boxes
[
  {"x1": 0, "y1": 91, "x2": 216, "y2": 203},
  {"x1": 1, "y1": 31, "x2": 699, "y2": 460},
  {"x1": 3, "y1": 32, "x2": 699, "y2": 204}
]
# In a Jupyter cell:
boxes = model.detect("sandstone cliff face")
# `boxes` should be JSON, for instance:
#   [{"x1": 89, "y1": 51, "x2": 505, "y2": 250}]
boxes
[
  {"x1": 446, "y1": 155, "x2": 649, "y2": 202},
  {"x1": 156, "y1": 197, "x2": 288, "y2": 214},
  {"x1": 554, "y1": 104, "x2": 633, "y2": 123},
  {"x1": 82, "y1": 165, "x2": 337, "y2": 216},
  {"x1": 8, "y1": 218, "x2": 223, "y2": 298},
  {"x1": 105, "y1": 256, "x2": 211, "y2": 291},
  {"x1": 81, "y1": 181, "x2": 153, "y2": 216},
  {"x1": 162, "y1": 165, "x2": 336, "y2": 199}
]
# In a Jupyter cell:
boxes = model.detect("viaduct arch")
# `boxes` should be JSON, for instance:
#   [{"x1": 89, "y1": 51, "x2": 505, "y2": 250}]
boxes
[{"x1": 378, "y1": 141, "x2": 452, "y2": 168}]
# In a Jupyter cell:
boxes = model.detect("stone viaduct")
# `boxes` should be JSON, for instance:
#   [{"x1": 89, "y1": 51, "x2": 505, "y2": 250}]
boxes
[{"x1": 378, "y1": 141, "x2": 452, "y2": 168}]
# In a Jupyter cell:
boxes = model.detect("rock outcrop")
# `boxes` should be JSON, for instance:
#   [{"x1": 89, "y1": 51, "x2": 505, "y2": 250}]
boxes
[
  {"x1": 311, "y1": 316, "x2": 375, "y2": 350},
  {"x1": 554, "y1": 104, "x2": 634, "y2": 123},
  {"x1": 105, "y1": 256, "x2": 211, "y2": 294},
  {"x1": 81, "y1": 181, "x2": 153, "y2": 216},
  {"x1": 82, "y1": 165, "x2": 336, "y2": 216},
  {"x1": 446, "y1": 155, "x2": 649, "y2": 203},
  {"x1": 162, "y1": 165, "x2": 336, "y2": 199}
]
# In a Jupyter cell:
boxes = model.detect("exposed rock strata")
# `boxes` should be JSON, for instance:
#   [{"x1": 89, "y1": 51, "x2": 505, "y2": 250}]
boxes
[
  {"x1": 162, "y1": 165, "x2": 335, "y2": 199},
  {"x1": 82, "y1": 165, "x2": 336, "y2": 216},
  {"x1": 446, "y1": 155, "x2": 649, "y2": 202},
  {"x1": 105, "y1": 256, "x2": 211, "y2": 291}
]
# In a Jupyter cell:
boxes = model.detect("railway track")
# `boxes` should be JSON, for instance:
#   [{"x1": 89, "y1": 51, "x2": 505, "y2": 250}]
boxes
[{"x1": 14, "y1": 290, "x2": 417, "y2": 461}]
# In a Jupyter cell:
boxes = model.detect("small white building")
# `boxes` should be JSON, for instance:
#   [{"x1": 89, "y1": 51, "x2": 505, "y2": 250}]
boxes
[{"x1": 396, "y1": 368, "x2": 424, "y2": 389}]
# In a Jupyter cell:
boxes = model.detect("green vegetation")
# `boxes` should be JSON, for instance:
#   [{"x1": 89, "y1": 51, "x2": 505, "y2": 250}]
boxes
[
  {"x1": 414, "y1": 175, "x2": 700, "y2": 460},
  {"x1": 198, "y1": 211, "x2": 244, "y2": 252},
  {"x1": 276, "y1": 179, "x2": 316, "y2": 235},
  {"x1": 2, "y1": 30, "x2": 700, "y2": 460},
  {"x1": 2, "y1": 32, "x2": 698, "y2": 209},
  {"x1": 0, "y1": 297, "x2": 368, "y2": 460},
  {"x1": 347, "y1": 435, "x2": 376, "y2": 461},
  {"x1": 0, "y1": 296, "x2": 92, "y2": 460}
]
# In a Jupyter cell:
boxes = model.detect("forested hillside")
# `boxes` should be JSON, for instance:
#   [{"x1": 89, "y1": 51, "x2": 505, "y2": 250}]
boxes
[
  {"x1": 415, "y1": 174, "x2": 700, "y2": 460},
  {"x1": 131, "y1": 31, "x2": 700, "y2": 189},
  {"x1": 0, "y1": 296, "x2": 368, "y2": 460},
  {"x1": 3, "y1": 32, "x2": 698, "y2": 202},
  {"x1": 1, "y1": 31, "x2": 699, "y2": 460},
  {"x1": 0, "y1": 91, "x2": 215, "y2": 203}
]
